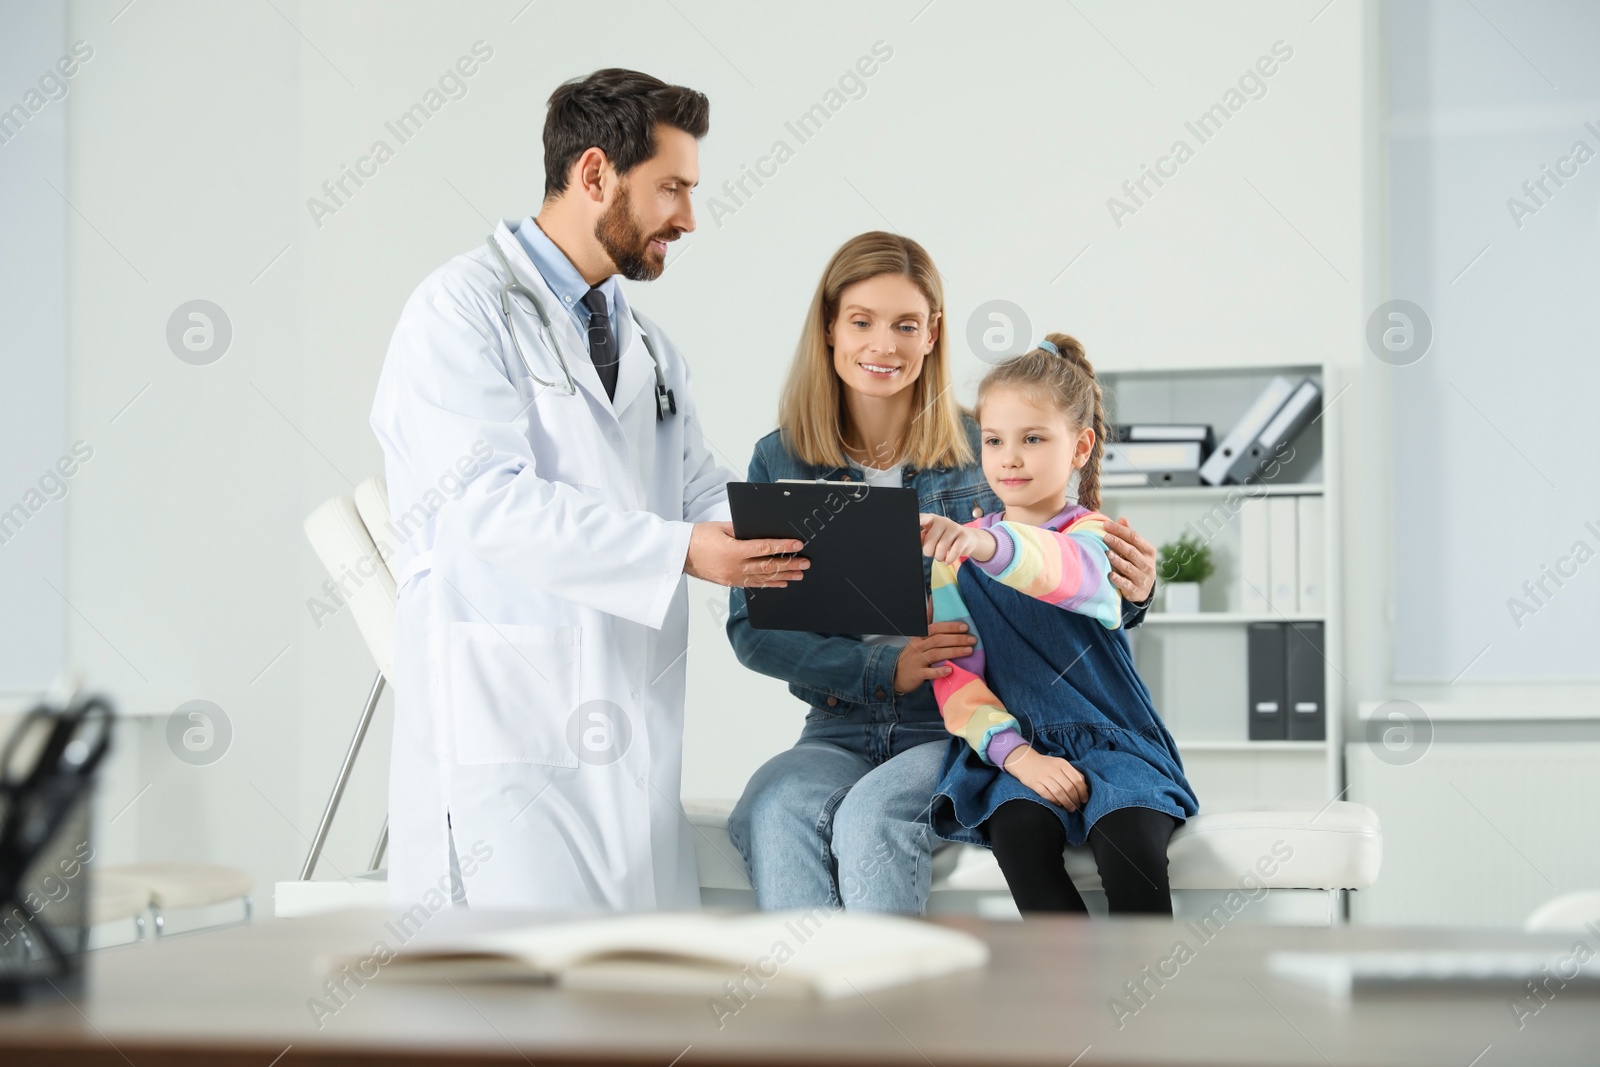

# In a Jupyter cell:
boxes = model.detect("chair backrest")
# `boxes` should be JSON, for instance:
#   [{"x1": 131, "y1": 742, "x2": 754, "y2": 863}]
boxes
[
  {"x1": 303, "y1": 476, "x2": 397, "y2": 680},
  {"x1": 351, "y1": 478, "x2": 397, "y2": 584},
  {"x1": 1526, "y1": 889, "x2": 1600, "y2": 932}
]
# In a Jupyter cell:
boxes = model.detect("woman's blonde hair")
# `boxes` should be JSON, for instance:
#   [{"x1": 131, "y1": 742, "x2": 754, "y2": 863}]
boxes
[
  {"x1": 975, "y1": 332, "x2": 1110, "y2": 512},
  {"x1": 777, "y1": 231, "x2": 974, "y2": 470}
]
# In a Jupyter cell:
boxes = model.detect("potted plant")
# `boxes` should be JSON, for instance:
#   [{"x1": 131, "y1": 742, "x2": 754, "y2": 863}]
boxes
[{"x1": 1156, "y1": 534, "x2": 1214, "y2": 614}]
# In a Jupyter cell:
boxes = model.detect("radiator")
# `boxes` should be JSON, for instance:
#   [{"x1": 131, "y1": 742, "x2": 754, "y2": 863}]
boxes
[{"x1": 1347, "y1": 742, "x2": 1600, "y2": 927}]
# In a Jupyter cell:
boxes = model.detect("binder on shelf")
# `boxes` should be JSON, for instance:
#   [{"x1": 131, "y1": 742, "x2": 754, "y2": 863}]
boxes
[
  {"x1": 1286, "y1": 622, "x2": 1326, "y2": 741},
  {"x1": 1103, "y1": 440, "x2": 1206, "y2": 489},
  {"x1": 1199, "y1": 376, "x2": 1297, "y2": 486},
  {"x1": 1238, "y1": 496, "x2": 1271, "y2": 614},
  {"x1": 1103, "y1": 441, "x2": 1204, "y2": 473},
  {"x1": 1114, "y1": 424, "x2": 1215, "y2": 459},
  {"x1": 1102, "y1": 470, "x2": 1202, "y2": 488},
  {"x1": 1247, "y1": 622, "x2": 1287, "y2": 740},
  {"x1": 1267, "y1": 495, "x2": 1299, "y2": 613},
  {"x1": 1297, "y1": 495, "x2": 1325, "y2": 613},
  {"x1": 1237, "y1": 378, "x2": 1322, "y2": 481}
]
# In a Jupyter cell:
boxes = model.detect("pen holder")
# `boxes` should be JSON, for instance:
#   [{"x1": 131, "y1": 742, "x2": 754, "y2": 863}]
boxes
[{"x1": 0, "y1": 694, "x2": 114, "y2": 1003}]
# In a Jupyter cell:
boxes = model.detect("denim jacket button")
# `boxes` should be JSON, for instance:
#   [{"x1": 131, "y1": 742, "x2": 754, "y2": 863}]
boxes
[
  {"x1": 826, "y1": 696, "x2": 839, "y2": 707},
  {"x1": 971, "y1": 504, "x2": 984, "y2": 518},
  {"x1": 875, "y1": 686, "x2": 886, "y2": 700}
]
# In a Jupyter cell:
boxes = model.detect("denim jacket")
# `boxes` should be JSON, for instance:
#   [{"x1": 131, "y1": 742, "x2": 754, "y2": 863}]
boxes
[{"x1": 726, "y1": 413, "x2": 1152, "y2": 726}]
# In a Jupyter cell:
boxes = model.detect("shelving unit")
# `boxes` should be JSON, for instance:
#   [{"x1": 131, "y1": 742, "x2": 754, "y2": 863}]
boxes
[
  {"x1": 1096, "y1": 362, "x2": 1342, "y2": 816},
  {"x1": 1173, "y1": 739, "x2": 1325, "y2": 752},
  {"x1": 1103, "y1": 483, "x2": 1323, "y2": 501},
  {"x1": 1141, "y1": 612, "x2": 1324, "y2": 625}
]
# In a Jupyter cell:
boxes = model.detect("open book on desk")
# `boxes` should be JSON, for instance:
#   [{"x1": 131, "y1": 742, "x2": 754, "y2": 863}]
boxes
[{"x1": 328, "y1": 910, "x2": 989, "y2": 999}]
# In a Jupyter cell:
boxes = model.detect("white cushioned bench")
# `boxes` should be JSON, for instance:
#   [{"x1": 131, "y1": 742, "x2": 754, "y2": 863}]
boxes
[
  {"x1": 686, "y1": 799, "x2": 1382, "y2": 925},
  {"x1": 274, "y1": 802, "x2": 1382, "y2": 924}
]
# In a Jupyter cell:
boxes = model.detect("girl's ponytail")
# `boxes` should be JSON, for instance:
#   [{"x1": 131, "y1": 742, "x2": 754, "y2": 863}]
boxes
[{"x1": 1044, "y1": 333, "x2": 1107, "y2": 513}]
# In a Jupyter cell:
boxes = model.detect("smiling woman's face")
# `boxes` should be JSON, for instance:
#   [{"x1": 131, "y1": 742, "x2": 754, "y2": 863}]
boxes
[{"x1": 826, "y1": 273, "x2": 939, "y2": 401}]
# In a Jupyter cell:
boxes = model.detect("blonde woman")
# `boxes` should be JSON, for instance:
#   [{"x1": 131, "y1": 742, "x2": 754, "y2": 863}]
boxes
[{"x1": 726, "y1": 232, "x2": 1159, "y2": 912}]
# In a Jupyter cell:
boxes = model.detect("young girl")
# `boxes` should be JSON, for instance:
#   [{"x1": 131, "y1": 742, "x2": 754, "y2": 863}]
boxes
[{"x1": 918, "y1": 333, "x2": 1199, "y2": 915}]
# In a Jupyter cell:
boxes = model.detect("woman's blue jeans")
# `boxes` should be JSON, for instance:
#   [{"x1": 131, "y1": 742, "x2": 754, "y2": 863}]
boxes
[{"x1": 728, "y1": 710, "x2": 949, "y2": 914}]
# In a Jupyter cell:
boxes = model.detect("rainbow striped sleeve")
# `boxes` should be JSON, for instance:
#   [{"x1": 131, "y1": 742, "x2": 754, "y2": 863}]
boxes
[
  {"x1": 929, "y1": 557, "x2": 1025, "y2": 767},
  {"x1": 975, "y1": 512, "x2": 1122, "y2": 630}
]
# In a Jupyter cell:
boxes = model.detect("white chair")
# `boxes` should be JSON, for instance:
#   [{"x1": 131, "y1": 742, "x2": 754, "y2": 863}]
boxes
[
  {"x1": 1526, "y1": 890, "x2": 1600, "y2": 932},
  {"x1": 98, "y1": 863, "x2": 252, "y2": 937},
  {"x1": 299, "y1": 476, "x2": 398, "y2": 880},
  {"x1": 88, "y1": 870, "x2": 154, "y2": 943}
]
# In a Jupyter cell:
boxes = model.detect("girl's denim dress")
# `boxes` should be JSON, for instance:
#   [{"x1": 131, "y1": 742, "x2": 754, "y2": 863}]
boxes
[{"x1": 931, "y1": 523, "x2": 1198, "y2": 848}]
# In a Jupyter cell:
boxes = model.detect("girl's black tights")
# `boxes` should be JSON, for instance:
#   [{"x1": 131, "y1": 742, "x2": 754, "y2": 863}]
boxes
[{"x1": 986, "y1": 800, "x2": 1179, "y2": 916}]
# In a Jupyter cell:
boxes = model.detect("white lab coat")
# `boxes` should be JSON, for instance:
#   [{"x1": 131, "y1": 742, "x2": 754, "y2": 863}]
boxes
[{"x1": 369, "y1": 220, "x2": 736, "y2": 911}]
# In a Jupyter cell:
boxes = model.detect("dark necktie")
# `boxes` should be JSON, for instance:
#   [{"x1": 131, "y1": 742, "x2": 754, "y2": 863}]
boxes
[{"x1": 581, "y1": 287, "x2": 618, "y2": 401}]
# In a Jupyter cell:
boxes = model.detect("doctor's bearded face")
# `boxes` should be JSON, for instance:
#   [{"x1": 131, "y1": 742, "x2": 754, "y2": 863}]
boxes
[{"x1": 594, "y1": 124, "x2": 698, "y2": 281}]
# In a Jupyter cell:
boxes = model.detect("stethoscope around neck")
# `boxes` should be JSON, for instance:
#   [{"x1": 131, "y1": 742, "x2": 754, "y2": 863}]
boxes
[{"x1": 485, "y1": 235, "x2": 677, "y2": 421}]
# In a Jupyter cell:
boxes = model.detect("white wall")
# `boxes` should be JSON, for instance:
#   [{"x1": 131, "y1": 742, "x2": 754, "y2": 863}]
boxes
[{"x1": 58, "y1": 0, "x2": 1380, "y2": 893}]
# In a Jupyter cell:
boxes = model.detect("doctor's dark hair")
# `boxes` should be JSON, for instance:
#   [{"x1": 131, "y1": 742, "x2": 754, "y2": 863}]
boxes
[
  {"x1": 542, "y1": 69, "x2": 710, "y2": 199},
  {"x1": 975, "y1": 334, "x2": 1110, "y2": 512}
]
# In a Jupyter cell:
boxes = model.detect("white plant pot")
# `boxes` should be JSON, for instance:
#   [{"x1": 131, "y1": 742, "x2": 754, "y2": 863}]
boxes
[{"x1": 1163, "y1": 582, "x2": 1201, "y2": 614}]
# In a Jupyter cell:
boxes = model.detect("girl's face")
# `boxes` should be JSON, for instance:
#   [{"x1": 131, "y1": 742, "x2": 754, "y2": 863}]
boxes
[
  {"x1": 980, "y1": 386, "x2": 1095, "y2": 519},
  {"x1": 826, "y1": 274, "x2": 939, "y2": 401}
]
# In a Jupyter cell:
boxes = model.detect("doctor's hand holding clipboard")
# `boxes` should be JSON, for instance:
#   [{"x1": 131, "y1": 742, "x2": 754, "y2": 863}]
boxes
[{"x1": 685, "y1": 522, "x2": 809, "y2": 588}]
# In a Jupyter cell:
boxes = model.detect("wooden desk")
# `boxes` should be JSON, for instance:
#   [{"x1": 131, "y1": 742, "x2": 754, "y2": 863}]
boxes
[{"x1": 0, "y1": 909, "x2": 1595, "y2": 1065}]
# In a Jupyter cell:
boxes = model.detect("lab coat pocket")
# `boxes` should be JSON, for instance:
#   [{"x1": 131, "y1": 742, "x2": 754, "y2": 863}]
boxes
[{"x1": 448, "y1": 621, "x2": 581, "y2": 767}]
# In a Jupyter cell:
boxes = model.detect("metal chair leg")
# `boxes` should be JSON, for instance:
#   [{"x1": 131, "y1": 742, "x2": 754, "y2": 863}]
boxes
[
  {"x1": 151, "y1": 905, "x2": 164, "y2": 938},
  {"x1": 133, "y1": 914, "x2": 146, "y2": 943},
  {"x1": 369, "y1": 819, "x2": 389, "y2": 872},
  {"x1": 243, "y1": 895, "x2": 253, "y2": 923},
  {"x1": 300, "y1": 671, "x2": 385, "y2": 880}
]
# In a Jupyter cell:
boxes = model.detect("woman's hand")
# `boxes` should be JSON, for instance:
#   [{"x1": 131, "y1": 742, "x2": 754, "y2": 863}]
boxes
[
  {"x1": 919, "y1": 513, "x2": 998, "y2": 567},
  {"x1": 892, "y1": 598, "x2": 977, "y2": 694},
  {"x1": 1002, "y1": 745, "x2": 1089, "y2": 811},
  {"x1": 1101, "y1": 517, "x2": 1157, "y2": 603}
]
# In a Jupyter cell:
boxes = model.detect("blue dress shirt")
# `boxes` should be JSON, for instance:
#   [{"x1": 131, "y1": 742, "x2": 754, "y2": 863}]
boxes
[{"x1": 513, "y1": 216, "x2": 620, "y2": 344}]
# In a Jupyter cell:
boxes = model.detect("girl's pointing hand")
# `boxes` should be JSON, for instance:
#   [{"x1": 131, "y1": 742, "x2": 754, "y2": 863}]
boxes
[{"x1": 919, "y1": 513, "x2": 998, "y2": 567}]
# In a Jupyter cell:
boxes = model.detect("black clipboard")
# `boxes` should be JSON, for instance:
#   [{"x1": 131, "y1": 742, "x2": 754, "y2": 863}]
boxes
[{"x1": 728, "y1": 480, "x2": 928, "y2": 637}]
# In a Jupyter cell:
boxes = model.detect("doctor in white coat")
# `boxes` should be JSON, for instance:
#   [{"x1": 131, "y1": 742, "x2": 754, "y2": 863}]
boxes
[{"x1": 370, "y1": 69, "x2": 806, "y2": 911}]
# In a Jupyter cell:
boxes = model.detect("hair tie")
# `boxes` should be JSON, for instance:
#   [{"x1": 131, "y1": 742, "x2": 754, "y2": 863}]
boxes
[{"x1": 1036, "y1": 339, "x2": 1059, "y2": 356}]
